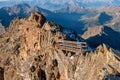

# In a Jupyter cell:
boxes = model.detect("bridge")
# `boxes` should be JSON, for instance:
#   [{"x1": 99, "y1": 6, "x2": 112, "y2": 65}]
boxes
[{"x1": 55, "y1": 39, "x2": 88, "y2": 53}]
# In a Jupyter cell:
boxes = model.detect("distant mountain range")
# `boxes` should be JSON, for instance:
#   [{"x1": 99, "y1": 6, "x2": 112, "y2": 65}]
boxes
[
  {"x1": 0, "y1": 0, "x2": 120, "y2": 11},
  {"x1": 1, "y1": 3, "x2": 120, "y2": 33},
  {"x1": 0, "y1": 3, "x2": 85, "y2": 33},
  {"x1": 0, "y1": 3, "x2": 54, "y2": 27}
]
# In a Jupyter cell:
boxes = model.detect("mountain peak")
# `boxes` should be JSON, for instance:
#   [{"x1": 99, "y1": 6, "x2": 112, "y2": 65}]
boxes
[
  {"x1": 28, "y1": 12, "x2": 46, "y2": 27},
  {"x1": 14, "y1": 3, "x2": 30, "y2": 8}
]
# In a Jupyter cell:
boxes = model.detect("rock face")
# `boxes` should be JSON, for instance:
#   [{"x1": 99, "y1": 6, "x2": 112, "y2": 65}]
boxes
[
  {"x1": 74, "y1": 44, "x2": 120, "y2": 80},
  {"x1": 82, "y1": 26, "x2": 103, "y2": 39},
  {"x1": 0, "y1": 12, "x2": 120, "y2": 80},
  {"x1": 0, "y1": 23, "x2": 5, "y2": 35},
  {"x1": 28, "y1": 12, "x2": 46, "y2": 27}
]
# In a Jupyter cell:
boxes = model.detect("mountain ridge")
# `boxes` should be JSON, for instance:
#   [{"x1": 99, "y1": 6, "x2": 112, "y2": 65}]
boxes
[
  {"x1": 0, "y1": 0, "x2": 120, "y2": 11},
  {"x1": 82, "y1": 26, "x2": 120, "y2": 50}
]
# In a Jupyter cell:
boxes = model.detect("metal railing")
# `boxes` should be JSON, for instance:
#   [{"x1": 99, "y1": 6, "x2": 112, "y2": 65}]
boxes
[{"x1": 56, "y1": 39, "x2": 88, "y2": 53}]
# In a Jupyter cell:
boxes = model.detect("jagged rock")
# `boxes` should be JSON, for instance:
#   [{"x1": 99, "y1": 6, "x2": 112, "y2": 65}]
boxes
[
  {"x1": 43, "y1": 22, "x2": 62, "y2": 32},
  {"x1": 28, "y1": 12, "x2": 46, "y2": 27},
  {"x1": 0, "y1": 23, "x2": 5, "y2": 35},
  {"x1": 74, "y1": 44, "x2": 120, "y2": 80},
  {"x1": 0, "y1": 12, "x2": 120, "y2": 80},
  {"x1": 0, "y1": 12, "x2": 64, "y2": 80}
]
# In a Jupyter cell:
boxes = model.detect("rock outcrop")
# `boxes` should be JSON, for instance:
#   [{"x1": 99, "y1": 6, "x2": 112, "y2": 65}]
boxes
[
  {"x1": 28, "y1": 12, "x2": 46, "y2": 27},
  {"x1": 0, "y1": 12, "x2": 120, "y2": 80},
  {"x1": 82, "y1": 26, "x2": 103, "y2": 39},
  {"x1": 0, "y1": 23, "x2": 5, "y2": 35},
  {"x1": 74, "y1": 44, "x2": 120, "y2": 80}
]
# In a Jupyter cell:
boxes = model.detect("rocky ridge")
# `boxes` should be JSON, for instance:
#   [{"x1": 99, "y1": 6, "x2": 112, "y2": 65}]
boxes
[{"x1": 0, "y1": 12, "x2": 120, "y2": 80}]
